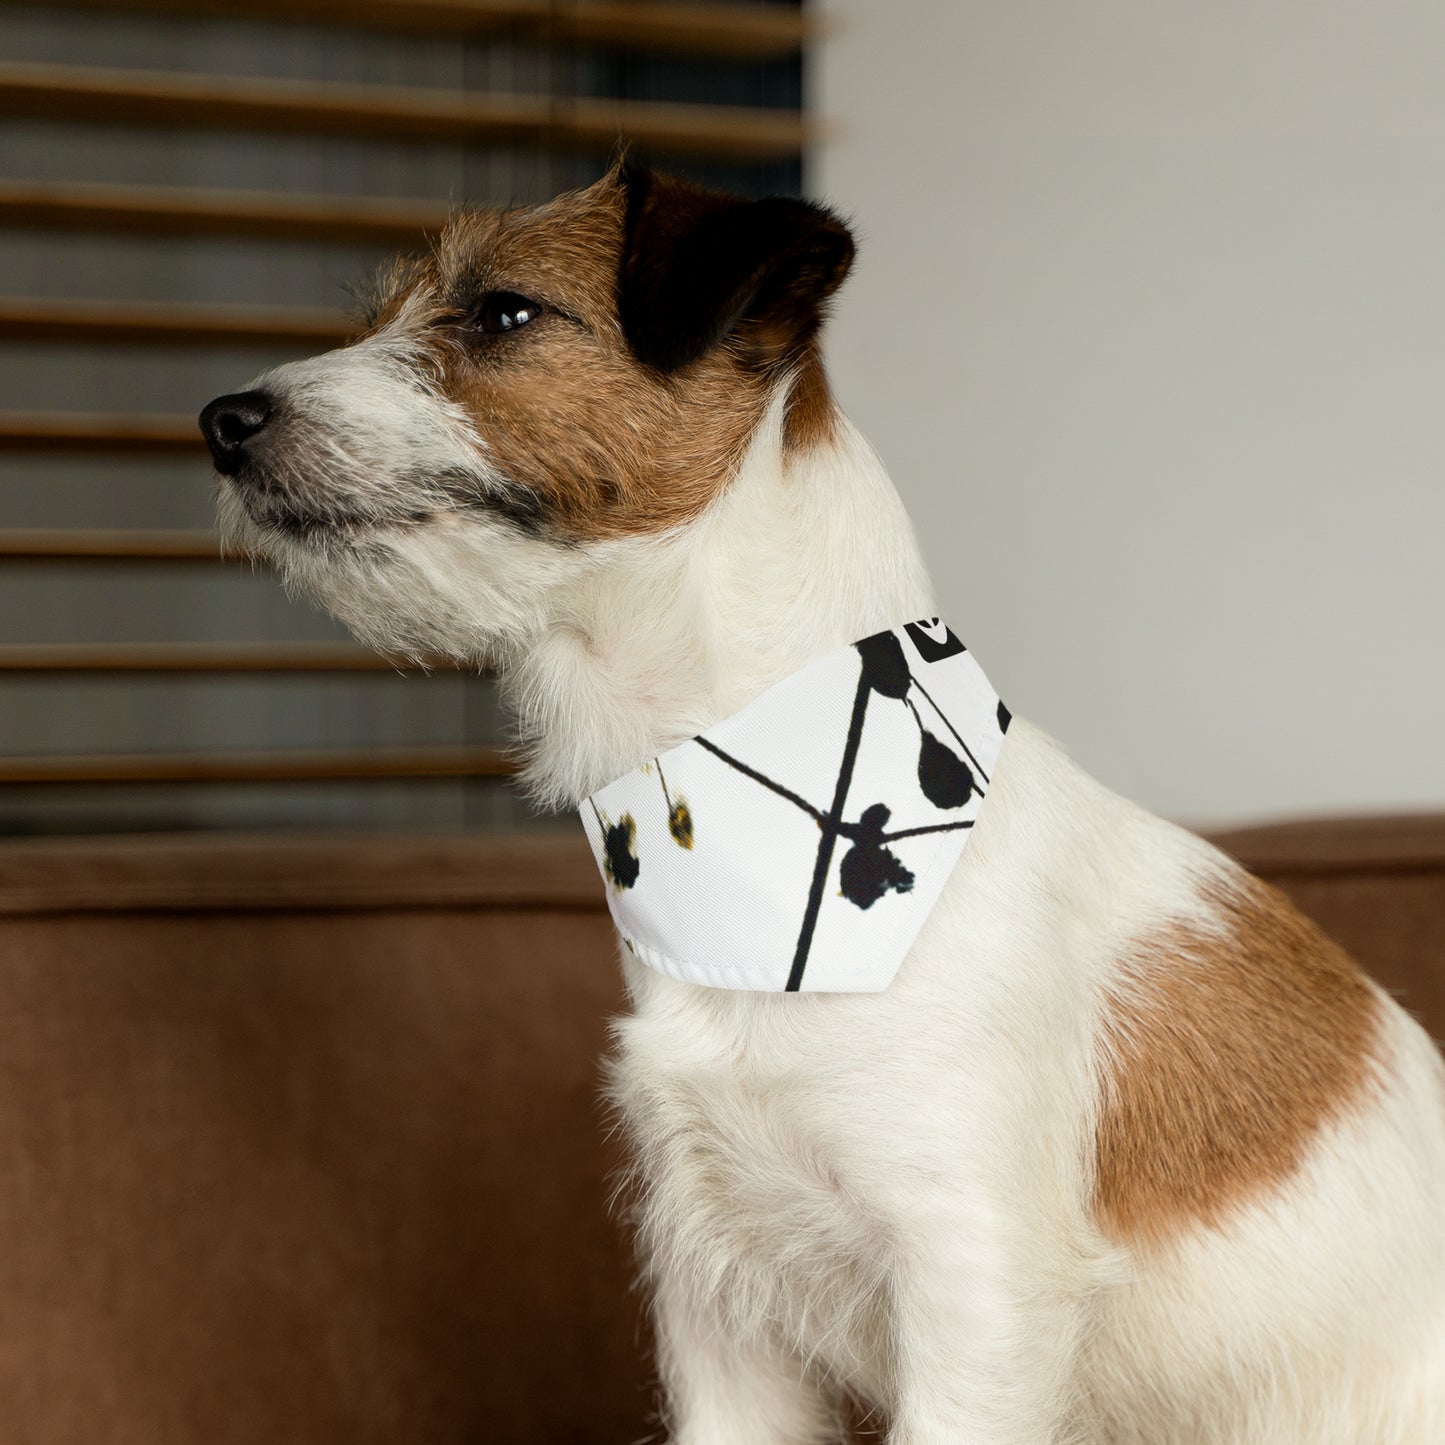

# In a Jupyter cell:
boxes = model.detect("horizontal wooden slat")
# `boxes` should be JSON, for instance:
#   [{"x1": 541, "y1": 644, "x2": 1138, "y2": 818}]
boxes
[
  {"x1": 0, "y1": 179, "x2": 449, "y2": 245},
  {"x1": 0, "y1": 412, "x2": 202, "y2": 452},
  {"x1": 0, "y1": 0, "x2": 810, "y2": 58},
  {"x1": 0, "y1": 642, "x2": 423, "y2": 672},
  {"x1": 0, "y1": 296, "x2": 353, "y2": 348},
  {"x1": 0, "y1": 61, "x2": 811, "y2": 161},
  {"x1": 0, "y1": 529, "x2": 226, "y2": 561},
  {"x1": 0, "y1": 744, "x2": 513, "y2": 783},
  {"x1": 547, "y1": 0, "x2": 809, "y2": 57}
]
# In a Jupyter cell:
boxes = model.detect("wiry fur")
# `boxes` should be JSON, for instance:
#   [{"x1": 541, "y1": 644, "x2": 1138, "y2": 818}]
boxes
[{"x1": 205, "y1": 168, "x2": 1445, "y2": 1444}]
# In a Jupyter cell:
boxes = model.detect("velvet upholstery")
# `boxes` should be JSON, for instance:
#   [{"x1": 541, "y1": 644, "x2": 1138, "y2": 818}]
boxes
[{"x1": 0, "y1": 819, "x2": 1439, "y2": 1442}]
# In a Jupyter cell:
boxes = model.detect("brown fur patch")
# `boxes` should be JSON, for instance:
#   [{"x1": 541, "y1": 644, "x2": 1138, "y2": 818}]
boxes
[
  {"x1": 366, "y1": 171, "x2": 843, "y2": 542},
  {"x1": 372, "y1": 178, "x2": 764, "y2": 541},
  {"x1": 1093, "y1": 872, "x2": 1382, "y2": 1247},
  {"x1": 782, "y1": 343, "x2": 840, "y2": 454}
]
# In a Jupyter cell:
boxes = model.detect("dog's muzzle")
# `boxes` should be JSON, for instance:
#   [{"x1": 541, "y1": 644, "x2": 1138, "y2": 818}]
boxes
[{"x1": 199, "y1": 390, "x2": 273, "y2": 476}]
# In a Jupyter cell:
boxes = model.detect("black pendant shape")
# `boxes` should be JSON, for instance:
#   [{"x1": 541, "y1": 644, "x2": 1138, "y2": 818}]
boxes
[
  {"x1": 854, "y1": 631, "x2": 912, "y2": 699},
  {"x1": 667, "y1": 799, "x2": 694, "y2": 849},
  {"x1": 603, "y1": 814, "x2": 640, "y2": 889},
  {"x1": 655, "y1": 760, "x2": 695, "y2": 851},
  {"x1": 917, "y1": 729, "x2": 974, "y2": 809},
  {"x1": 839, "y1": 802, "x2": 916, "y2": 909}
]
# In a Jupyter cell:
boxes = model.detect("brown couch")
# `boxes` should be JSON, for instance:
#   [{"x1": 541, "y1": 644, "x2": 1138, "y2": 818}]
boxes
[{"x1": 0, "y1": 818, "x2": 1440, "y2": 1443}]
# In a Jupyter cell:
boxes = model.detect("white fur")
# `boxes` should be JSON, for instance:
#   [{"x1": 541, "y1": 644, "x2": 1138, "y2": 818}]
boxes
[{"x1": 219, "y1": 346, "x2": 1445, "y2": 1443}]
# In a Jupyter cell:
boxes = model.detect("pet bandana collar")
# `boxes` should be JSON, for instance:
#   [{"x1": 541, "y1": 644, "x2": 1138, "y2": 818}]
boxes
[{"x1": 579, "y1": 620, "x2": 1010, "y2": 993}]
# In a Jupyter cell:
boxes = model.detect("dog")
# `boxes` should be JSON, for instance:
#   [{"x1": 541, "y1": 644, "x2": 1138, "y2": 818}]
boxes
[{"x1": 200, "y1": 162, "x2": 1445, "y2": 1444}]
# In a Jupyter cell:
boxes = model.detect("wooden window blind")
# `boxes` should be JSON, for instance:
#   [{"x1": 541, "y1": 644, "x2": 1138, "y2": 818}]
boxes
[{"x1": 0, "y1": 0, "x2": 809, "y2": 834}]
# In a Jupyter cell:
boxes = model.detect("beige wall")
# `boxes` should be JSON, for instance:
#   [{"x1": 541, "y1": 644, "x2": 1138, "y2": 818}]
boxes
[{"x1": 814, "y1": 2, "x2": 1445, "y2": 826}]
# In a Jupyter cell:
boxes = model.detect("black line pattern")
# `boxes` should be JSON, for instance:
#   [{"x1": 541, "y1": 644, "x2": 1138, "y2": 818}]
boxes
[{"x1": 595, "y1": 626, "x2": 996, "y2": 992}]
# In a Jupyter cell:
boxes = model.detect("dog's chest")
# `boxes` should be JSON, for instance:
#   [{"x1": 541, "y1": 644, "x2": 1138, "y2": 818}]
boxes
[{"x1": 612, "y1": 989, "x2": 892, "y2": 1387}]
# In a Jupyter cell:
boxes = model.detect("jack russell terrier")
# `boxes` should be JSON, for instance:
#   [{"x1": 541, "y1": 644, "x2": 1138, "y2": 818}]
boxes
[{"x1": 200, "y1": 162, "x2": 1445, "y2": 1444}]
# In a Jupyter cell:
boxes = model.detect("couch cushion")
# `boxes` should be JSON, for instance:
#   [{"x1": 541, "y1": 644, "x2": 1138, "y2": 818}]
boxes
[{"x1": 0, "y1": 831, "x2": 647, "y2": 1445}]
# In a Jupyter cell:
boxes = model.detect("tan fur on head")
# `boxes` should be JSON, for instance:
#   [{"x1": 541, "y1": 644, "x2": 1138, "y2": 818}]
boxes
[
  {"x1": 343, "y1": 165, "x2": 848, "y2": 543},
  {"x1": 422, "y1": 179, "x2": 773, "y2": 541}
]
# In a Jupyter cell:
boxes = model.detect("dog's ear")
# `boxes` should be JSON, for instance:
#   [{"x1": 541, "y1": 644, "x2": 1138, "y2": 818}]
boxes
[{"x1": 617, "y1": 162, "x2": 855, "y2": 374}]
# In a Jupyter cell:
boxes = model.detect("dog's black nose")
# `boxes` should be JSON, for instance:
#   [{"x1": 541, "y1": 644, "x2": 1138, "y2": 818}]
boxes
[{"x1": 199, "y1": 390, "x2": 272, "y2": 475}]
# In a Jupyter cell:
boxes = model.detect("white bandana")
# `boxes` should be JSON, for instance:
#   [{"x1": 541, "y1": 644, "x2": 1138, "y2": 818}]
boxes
[{"x1": 580, "y1": 620, "x2": 1010, "y2": 993}]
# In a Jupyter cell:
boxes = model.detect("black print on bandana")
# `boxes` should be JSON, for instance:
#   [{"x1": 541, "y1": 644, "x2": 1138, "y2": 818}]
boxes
[
  {"x1": 839, "y1": 802, "x2": 916, "y2": 909},
  {"x1": 616, "y1": 624, "x2": 999, "y2": 990},
  {"x1": 917, "y1": 728, "x2": 974, "y2": 808},
  {"x1": 904, "y1": 618, "x2": 967, "y2": 663},
  {"x1": 656, "y1": 760, "x2": 694, "y2": 849},
  {"x1": 596, "y1": 810, "x2": 640, "y2": 890}
]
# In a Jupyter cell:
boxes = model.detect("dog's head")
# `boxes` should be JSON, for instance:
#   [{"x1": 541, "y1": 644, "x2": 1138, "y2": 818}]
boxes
[{"x1": 200, "y1": 163, "x2": 855, "y2": 663}]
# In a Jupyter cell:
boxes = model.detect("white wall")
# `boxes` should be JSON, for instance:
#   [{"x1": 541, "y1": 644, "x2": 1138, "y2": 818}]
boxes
[{"x1": 813, "y1": 1, "x2": 1445, "y2": 827}]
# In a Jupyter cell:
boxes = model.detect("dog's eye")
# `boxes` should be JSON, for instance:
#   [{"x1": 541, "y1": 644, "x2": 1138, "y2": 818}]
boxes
[{"x1": 472, "y1": 291, "x2": 543, "y2": 334}]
